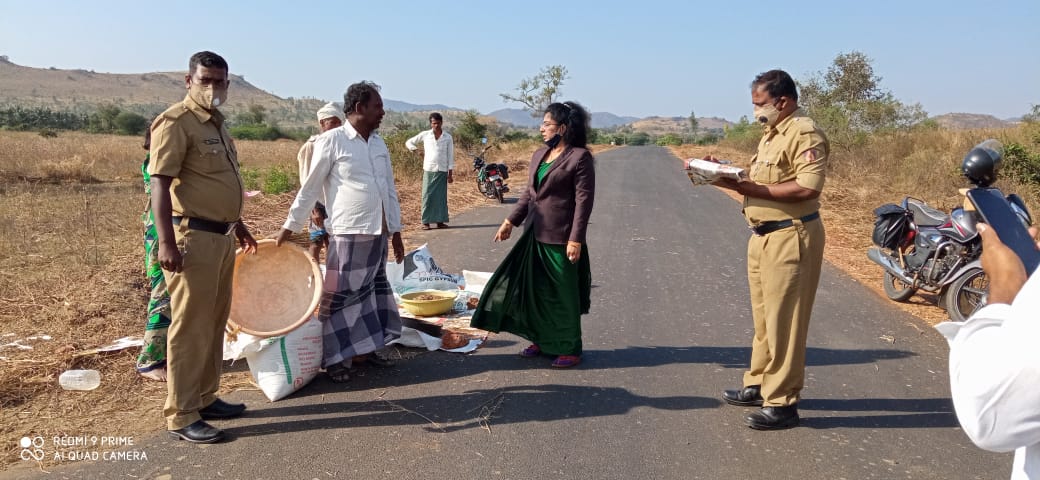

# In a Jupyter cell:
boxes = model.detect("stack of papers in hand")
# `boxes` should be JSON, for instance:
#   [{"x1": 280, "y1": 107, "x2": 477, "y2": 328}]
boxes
[{"x1": 684, "y1": 158, "x2": 746, "y2": 185}]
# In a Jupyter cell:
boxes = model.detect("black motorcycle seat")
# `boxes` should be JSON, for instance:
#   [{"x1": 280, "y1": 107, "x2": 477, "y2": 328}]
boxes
[{"x1": 907, "y1": 199, "x2": 947, "y2": 227}]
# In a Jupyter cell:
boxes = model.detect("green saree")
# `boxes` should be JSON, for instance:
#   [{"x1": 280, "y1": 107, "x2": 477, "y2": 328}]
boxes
[{"x1": 470, "y1": 160, "x2": 591, "y2": 356}]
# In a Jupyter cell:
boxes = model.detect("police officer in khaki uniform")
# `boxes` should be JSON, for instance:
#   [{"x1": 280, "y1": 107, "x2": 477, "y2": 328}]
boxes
[
  {"x1": 713, "y1": 69, "x2": 828, "y2": 430},
  {"x1": 149, "y1": 51, "x2": 257, "y2": 443}
]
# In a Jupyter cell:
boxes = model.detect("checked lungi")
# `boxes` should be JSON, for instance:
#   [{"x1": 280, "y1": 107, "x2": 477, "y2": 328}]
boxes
[{"x1": 319, "y1": 233, "x2": 402, "y2": 367}]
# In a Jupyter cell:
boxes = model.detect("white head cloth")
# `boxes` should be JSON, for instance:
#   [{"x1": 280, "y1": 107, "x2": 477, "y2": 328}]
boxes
[{"x1": 317, "y1": 102, "x2": 345, "y2": 122}]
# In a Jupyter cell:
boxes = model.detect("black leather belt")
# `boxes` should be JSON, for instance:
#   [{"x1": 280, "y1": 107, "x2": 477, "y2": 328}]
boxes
[
  {"x1": 750, "y1": 211, "x2": 820, "y2": 236},
  {"x1": 172, "y1": 216, "x2": 234, "y2": 235}
]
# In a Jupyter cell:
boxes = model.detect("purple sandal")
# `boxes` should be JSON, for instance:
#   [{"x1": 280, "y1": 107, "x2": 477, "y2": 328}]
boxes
[
  {"x1": 551, "y1": 355, "x2": 581, "y2": 368},
  {"x1": 519, "y1": 344, "x2": 541, "y2": 358}
]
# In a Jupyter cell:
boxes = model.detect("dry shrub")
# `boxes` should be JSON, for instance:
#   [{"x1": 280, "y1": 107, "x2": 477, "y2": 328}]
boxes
[{"x1": 37, "y1": 155, "x2": 99, "y2": 183}]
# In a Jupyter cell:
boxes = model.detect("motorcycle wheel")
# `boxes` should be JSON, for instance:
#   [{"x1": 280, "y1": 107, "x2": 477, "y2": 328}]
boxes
[
  {"x1": 943, "y1": 267, "x2": 988, "y2": 322},
  {"x1": 883, "y1": 271, "x2": 917, "y2": 302},
  {"x1": 495, "y1": 183, "x2": 504, "y2": 203},
  {"x1": 477, "y1": 178, "x2": 487, "y2": 194}
]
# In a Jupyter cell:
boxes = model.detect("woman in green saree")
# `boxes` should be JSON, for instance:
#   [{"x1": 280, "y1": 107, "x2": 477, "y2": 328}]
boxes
[
  {"x1": 136, "y1": 128, "x2": 171, "y2": 381},
  {"x1": 471, "y1": 101, "x2": 595, "y2": 368}
]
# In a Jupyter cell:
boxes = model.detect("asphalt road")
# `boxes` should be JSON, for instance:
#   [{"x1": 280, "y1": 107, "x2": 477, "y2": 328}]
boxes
[{"x1": 5, "y1": 146, "x2": 1010, "y2": 479}]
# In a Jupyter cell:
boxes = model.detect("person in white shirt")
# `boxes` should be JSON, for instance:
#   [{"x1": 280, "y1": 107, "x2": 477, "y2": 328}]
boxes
[
  {"x1": 276, "y1": 81, "x2": 404, "y2": 383},
  {"x1": 937, "y1": 222, "x2": 1040, "y2": 479},
  {"x1": 296, "y1": 102, "x2": 344, "y2": 262},
  {"x1": 405, "y1": 112, "x2": 454, "y2": 230}
]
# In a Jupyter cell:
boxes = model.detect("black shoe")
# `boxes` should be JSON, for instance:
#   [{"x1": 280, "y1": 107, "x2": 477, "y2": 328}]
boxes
[
  {"x1": 199, "y1": 398, "x2": 246, "y2": 420},
  {"x1": 722, "y1": 385, "x2": 763, "y2": 407},
  {"x1": 745, "y1": 405, "x2": 800, "y2": 430},
  {"x1": 168, "y1": 420, "x2": 224, "y2": 444}
]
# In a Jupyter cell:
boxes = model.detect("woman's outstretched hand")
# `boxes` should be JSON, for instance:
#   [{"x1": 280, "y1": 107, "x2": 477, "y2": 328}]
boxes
[{"x1": 494, "y1": 220, "x2": 513, "y2": 242}]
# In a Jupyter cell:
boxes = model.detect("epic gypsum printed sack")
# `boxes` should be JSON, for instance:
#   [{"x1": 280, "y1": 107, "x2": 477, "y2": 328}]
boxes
[{"x1": 385, "y1": 243, "x2": 462, "y2": 294}]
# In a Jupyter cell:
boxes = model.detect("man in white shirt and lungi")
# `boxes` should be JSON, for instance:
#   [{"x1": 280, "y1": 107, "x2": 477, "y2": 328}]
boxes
[
  {"x1": 405, "y1": 112, "x2": 454, "y2": 230},
  {"x1": 276, "y1": 81, "x2": 404, "y2": 383}
]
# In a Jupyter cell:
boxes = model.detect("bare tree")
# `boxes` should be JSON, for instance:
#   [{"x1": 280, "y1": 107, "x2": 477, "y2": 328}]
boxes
[{"x1": 500, "y1": 65, "x2": 569, "y2": 117}]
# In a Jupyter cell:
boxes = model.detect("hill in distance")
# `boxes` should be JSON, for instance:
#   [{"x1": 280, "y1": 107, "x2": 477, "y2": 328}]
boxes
[
  {"x1": 488, "y1": 108, "x2": 641, "y2": 129},
  {"x1": 930, "y1": 113, "x2": 1015, "y2": 130},
  {"x1": 10, "y1": 57, "x2": 1020, "y2": 135},
  {"x1": 0, "y1": 56, "x2": 330, "y2": 129},
  {"x1": 0, "y1": 58, "x2": 725, "y2": 133}
]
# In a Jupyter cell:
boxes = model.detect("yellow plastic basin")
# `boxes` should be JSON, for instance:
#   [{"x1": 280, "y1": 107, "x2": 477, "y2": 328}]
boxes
[{"x1": 399, "y1": 290, "x2": 456, "y2": 317}]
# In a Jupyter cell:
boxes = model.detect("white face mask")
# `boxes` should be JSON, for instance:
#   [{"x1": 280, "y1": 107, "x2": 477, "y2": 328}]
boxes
[{"x1": 754, "y1": 102, "x2": 781, "y2": 126}]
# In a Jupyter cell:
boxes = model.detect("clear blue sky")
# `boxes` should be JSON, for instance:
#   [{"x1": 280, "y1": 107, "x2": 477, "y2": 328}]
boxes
[{"x1": 1, "y1": 0, "x2": 1037, "y2": 121}]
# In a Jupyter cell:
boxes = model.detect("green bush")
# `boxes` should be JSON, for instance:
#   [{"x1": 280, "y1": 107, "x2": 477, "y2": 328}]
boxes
[
  {"x1": 720, "y1": 116, "x2": 761, "y2": 151},
  {"x1": 503, "y1": 130, "x2": 535, "y2": 142},
  {"x1": 262, "y1": 165, "x2": 295, "y2": 194},
  {"x1": 230, "y1": 123, "x2": 280, "y2": 141},
  {"x1": 240, "y1": 168, "x2": 262, "y2": 191},
  {"x1": 695, "y1": 132, "x2": 721, "y2": 145},
  {"x1": 627, "y1": 132, "x2": 651, "y2": 146},
  {"x1": 381, "y1": 129, "x2": 424, "y2": 179},
  {"x1": 1002, "y1": 141, "x2": 1040, "y2": 188},
  {"x1": 114, "y1": 111, "x2": 148, "y2": 136},
  {"x1": 454, "y1": 111, "x2": 488, "y2": 149},
  {"x1": 655, "y1": 133, "x2": 683, "y2": 146}
]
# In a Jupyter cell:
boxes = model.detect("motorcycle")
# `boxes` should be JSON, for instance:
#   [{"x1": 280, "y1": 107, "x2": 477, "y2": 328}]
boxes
[
  {"x1": 867, "y1": 141, "x2": 1033, "y2": 322},
  {"x1": 471, "y1": 144, "x2": 509, "y2": 203}
]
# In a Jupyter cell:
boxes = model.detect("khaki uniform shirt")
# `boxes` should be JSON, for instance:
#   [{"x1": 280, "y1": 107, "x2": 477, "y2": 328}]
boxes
[
  {"x1": 148, "y1": 94, "x2": 244, "y2": 223},
  {"x1": 743, "y1": 108, "x2": 829, "y2": 224}
]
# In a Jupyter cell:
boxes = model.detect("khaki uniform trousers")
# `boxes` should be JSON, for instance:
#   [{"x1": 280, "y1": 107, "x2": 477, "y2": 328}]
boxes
[
  {"x1": 743, "y1": 218, "x2": 825, "y2": 407},
  {"x1": 163, "y1": 224, "x2": 235, "y2": 430}
]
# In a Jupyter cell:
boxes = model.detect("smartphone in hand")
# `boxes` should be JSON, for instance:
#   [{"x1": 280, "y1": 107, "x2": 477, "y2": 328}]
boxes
[{"x1": 967, "y1": 187, "x2": 1040, "y2": 275}]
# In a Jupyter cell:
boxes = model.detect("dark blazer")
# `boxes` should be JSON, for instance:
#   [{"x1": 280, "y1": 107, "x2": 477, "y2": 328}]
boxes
[{"x1": 507, "y1": 145, "x2": 596, "y2": 245}]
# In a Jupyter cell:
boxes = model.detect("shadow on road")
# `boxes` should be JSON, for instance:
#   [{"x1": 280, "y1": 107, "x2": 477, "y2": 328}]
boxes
[
  {"x1": 588, "y1": 345, "x2": 917, "y2": 370},
  {"x1": 800, "y1": 398, "x2": 957, "y2": 429},
  {"x1": 225, "y1": 383, "x2": 719, "y2": 438},
  {"x1": 279, "y1": 344, "x2": 917, "y2": 399},
  {"x1": 220, "y1": 343, "x2": 932, "y2": 438}
]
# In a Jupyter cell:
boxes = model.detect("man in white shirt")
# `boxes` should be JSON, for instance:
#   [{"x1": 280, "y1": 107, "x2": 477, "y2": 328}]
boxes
[
  {"x1": 405, "y1": 112, "x2": 454, "y2": 230},
  {"x1": 937, "y1": 222, "x2": 1040, "y2": 479},
  {"x1": 276, "y1": 81, "x2": 404, "y2": 383},
  {"x1": 297, "y1": 102, "x2": 344, "y2": 262}
]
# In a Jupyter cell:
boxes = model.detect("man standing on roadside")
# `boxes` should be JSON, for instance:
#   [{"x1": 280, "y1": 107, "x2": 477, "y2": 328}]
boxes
[
  {"x1": 276, "y1": 81, "x2": 404, "y2": 384},
  {"x1": 149, "y1": 50, "x2": 257, "y2": 444},
  {"x1": 297, "y1": 102, "x2": 345, "y2": 262},
  {"x1": 712, "y1": 69, "x2": 828, "y2": 430},
  {"x1": 405, "y1": 112, "x2": 454, "y2": 230}
]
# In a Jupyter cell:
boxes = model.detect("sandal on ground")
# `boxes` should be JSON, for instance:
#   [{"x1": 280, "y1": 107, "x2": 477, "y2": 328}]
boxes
[
  {"x1": 353, "y1": 353, "x2": 396, "y2": 368},
  {"x1": 519, "y1": 344, "x2": 541, "y2": 358},
  {"x1": 437, "y1": 223, "x2": 449, "y2": 229},
  {"x1": 139, "y1": 367, "x2": 167, "y2": 382},
  {"x1": 551, "y1": 355, "x2": 581, "y2": 368},
  {"x1": 325, "y1": 362, "x2": 351, "y2": 383},
  {"x1": 421, "y1": 224, "x2": 431, "y2": 230}
]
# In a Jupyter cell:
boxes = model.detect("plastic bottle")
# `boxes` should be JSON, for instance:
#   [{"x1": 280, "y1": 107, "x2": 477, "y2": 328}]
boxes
[{"x1": 58, "y1": 369, "x2": 101, "y2": 391}]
